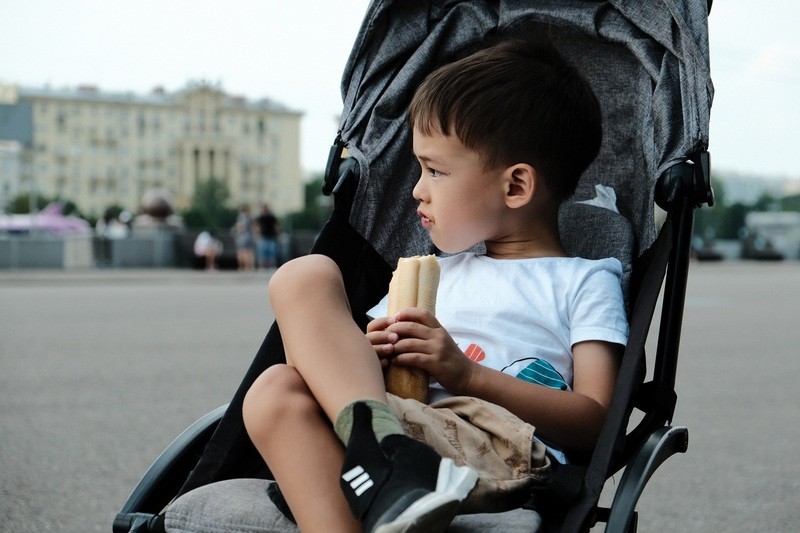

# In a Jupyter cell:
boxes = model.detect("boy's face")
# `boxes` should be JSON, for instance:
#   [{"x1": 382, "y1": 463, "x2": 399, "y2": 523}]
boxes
[{"x1": 412, "y1": 127, "x2": 508, "y2": 254}]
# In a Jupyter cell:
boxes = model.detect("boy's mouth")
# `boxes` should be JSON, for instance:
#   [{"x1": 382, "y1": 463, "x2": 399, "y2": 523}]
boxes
[{"x1": 417, "y1": 209, "x2": 433, "y2": 229}]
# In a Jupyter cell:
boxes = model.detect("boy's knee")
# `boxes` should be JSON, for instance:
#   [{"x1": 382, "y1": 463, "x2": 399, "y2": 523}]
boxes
[
  {"x1": 268, "y1": 254, "x2": 342, "y2": 304},
  {"x1": 243, "y1": 364, "x2": 317, "y2": 437}
]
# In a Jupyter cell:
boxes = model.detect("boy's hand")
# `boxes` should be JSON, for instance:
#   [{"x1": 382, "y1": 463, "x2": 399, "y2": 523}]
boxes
[
  {"x1": 366, "y1": 316, "x2": 400, "y2": 360},
  {"x1": 367, "y1": 308, "x2": 478, "y2": 395}
]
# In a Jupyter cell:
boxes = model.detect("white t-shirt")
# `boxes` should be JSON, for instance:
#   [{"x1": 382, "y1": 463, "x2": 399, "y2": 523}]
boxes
[
  {"x1": 370, "y1": 252, "x2": 628, "y2": 395},
  {"x1": 369, "y1": 253, "x2": 629, "y2": 460}
]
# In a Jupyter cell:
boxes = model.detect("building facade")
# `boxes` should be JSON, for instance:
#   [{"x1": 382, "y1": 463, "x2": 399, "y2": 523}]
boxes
[
  {"x1": 0, "y1": 81, "x2": 303, "y2": 218},
  {"x1": 0, "y1": 140, "x2": 24, "y2": 213}
]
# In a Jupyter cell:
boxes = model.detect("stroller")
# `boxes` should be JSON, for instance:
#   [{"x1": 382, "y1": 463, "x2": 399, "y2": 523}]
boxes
[{"x1": 115, "y1": 1, "x2": 713, "y2": 531}]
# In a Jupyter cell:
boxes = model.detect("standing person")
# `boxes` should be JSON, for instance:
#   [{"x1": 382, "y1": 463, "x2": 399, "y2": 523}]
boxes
[
  {"x1": 234, "y1": 204, "x2": 255, "y2": 271},
  {"x1": 255, "y1": 203, "x2": 281, "y2": 269},
  {"x1": 242, "y1": 39, "x2": 627, "y2": 533}
]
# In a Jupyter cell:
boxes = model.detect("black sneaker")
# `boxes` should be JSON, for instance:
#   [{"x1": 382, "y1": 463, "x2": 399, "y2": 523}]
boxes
[{"x1": 339, "y1": 402, "x2": 478, "y2": 533}]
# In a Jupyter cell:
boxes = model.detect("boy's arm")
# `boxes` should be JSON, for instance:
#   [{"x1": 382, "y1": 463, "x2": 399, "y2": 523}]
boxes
[
  {"x1": 370, "y1": 309, "x2": 622, "y2": 454},
  {"x1": 465, "y1": 340, "x2": 620, "y2": 454}
]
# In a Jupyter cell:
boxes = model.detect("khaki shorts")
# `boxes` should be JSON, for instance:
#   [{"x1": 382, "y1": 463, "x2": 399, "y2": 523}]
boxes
[{"x1": 386, "y1": 394, "x2": 550, "y2": 513}]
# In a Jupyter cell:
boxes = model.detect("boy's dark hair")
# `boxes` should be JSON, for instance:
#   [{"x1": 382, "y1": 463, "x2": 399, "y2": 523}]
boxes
[{"x1": 408, "y1": 39, "x2": 602, "y2": 203}]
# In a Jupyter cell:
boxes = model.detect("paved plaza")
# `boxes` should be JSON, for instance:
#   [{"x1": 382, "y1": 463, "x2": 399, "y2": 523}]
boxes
[{"x1": 1, "y1": 262, "x2": 799, "y2": 531}]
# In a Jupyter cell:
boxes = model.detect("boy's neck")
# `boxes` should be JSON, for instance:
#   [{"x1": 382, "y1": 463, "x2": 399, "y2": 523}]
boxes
[
  {"x1": 485, "y1": 235, "x2": 565, "y2": 260},
  {"x1": 484, "y1": 208, "x2": 566, "y2": 260}
]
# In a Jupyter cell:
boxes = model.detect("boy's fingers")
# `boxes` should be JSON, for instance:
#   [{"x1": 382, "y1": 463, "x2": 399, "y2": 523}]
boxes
[
  {"x1": 366, "y1": 316, "x2": 392, "y2": 333},
  {"x1": 392, "y1": 307, "x2": 440, "y2": 327},
  {"x1": 376, "y1": 343, "x2": 396, "y2": 357},
  {"x1": 391, "y1": 337, "x2": 435, "y2": 360},
  {"x1": 365, "y1": 330, "x2": 398, "y2": 343},
  {"x1": 366, "y1": 330, "x2": 399, "y2": 360},
  {"x1": 386, "y1": 320, "x2": 432, "y2": 342}
]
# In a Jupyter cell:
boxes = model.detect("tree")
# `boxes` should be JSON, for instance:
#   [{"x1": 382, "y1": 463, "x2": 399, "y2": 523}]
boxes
[
  {"x1": 181, "y1": 177, "x2": 238, "y2": 231},
  {"x1": 283, "y1": 174, "x2": 333, "y2": 231},
  {"x1": 718, "y1": 203, "x2": 748, "y2": 239},
  {"x1": 783, "y1": 193, "x2": 800, "y2": 212},
  {"x1": 693, "y1": 175, "x2": 726, "y2": 238},
  {"x1": 9, "y1": 193, "x2": 82, "y2": 217},
  {"x1": 10, "y1": 193, "x2": 51, "y2": 214}
]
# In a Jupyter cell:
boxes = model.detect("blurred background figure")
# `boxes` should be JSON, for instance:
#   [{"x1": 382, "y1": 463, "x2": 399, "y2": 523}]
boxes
[
  {"x1": 234, "y1": 204, "x2": 255, "y2": 271},
  {"x1": 255, "y1": 203, "x2": 281, "y2": 269},
  {"x1": 193, "y1": 230, "x2": 223, "y2": 271},
  {"x1": 95, "y1": 207, "x2": 130, "y2": 239},
  {"x1": 94, "y1": 206, "x2": 130, "y2": 266},
  {"x1": 132, "y1": 188, "x2": 184, "y2": 231}
]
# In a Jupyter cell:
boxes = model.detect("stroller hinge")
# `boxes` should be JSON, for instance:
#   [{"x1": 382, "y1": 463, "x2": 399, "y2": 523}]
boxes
[
  {"x1": 689, "y1": 150, "x2": 713, "y2": 208},
  {"x1": 635, "y1": 381, "x2": 678, "y2": 424},
  {"x1": 323, "y1": 132, "x2": 347, "y2": 196},
  {"x1": 655, "y1": 151, "x2": 713, "y2": 210}
]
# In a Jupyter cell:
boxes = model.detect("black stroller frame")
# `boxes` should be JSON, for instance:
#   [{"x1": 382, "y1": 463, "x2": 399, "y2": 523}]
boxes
[{"x1": 115, "y1": 1, "x2": 714, "y2": 531}]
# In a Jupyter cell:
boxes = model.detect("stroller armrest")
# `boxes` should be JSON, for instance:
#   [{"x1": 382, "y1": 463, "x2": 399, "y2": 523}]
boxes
[
  {"x1": 114, "y1": 404, "x2": 228, "y2": 532},
  {"x1": 606, "y1": 426, "x2": 689, "y2": 533}
]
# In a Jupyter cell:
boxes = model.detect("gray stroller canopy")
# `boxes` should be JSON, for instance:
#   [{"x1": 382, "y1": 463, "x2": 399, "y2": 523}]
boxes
[{"x1": 337, "y1": 0, "x2": 713, "y2": 262}]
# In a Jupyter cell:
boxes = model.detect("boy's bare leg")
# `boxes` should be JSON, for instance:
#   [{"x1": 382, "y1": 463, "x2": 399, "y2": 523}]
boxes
[
  {"x1": 268, "y1": 254, "x2": 389, "y2": 420},
  {"x1": 243, "y1": 364, "x2": 360, "y2": 532}
]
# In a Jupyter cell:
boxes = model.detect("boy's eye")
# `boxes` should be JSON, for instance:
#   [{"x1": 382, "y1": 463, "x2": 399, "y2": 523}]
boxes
[{"x1": 428, "y1": 167, "x2": 445, "y2": 178}]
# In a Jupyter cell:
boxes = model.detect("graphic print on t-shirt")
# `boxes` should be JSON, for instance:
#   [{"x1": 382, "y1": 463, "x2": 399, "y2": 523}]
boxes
[
  {"x1": 465, "y1": 343, "x2": 567, "y2": 391},
  {"x1": 464, "y1": 343, "x2": 486, "y2": 362},
  {"x1": 514, "y1": 359, "x2": 568, "y2": 390}
]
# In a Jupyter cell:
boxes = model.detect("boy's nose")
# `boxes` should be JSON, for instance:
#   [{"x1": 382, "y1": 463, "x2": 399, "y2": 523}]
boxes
[{"x1": 412, "y1": 175, "x2": 427, "y2": 202}]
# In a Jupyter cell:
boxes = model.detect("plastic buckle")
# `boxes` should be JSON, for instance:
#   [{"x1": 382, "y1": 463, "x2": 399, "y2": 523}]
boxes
[{"x1": 323, "y1": 133, "x2": 346, "y2": 196}]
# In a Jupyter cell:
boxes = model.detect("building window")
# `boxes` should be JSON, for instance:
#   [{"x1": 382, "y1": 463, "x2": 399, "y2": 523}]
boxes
[{"x1": 193, "y1": 148, "x2": 200, "y2": 182}]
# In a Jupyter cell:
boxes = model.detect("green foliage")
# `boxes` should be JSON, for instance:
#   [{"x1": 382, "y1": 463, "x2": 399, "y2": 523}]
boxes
[
  {"x1": 9, "y1": 193, "x2": 82, "y2": 217},
  {"x1": 10, "y1": 194, "x2": 49, "y2": 214},
  {"x1": 783, "y1": 193, "x2": 800, "y2": 212},
  {"x1": 283, "y1": 175, "x2": 333, "y2": 231},
  {"x1": 693, "y1": 175, "x2": 800, "y2": 240},
  {"x1": 181, "y1": 177, "x2": 238, "y2": 231}
]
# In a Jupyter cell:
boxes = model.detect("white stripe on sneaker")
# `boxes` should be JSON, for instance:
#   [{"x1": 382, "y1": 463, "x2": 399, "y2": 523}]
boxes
[
  {"x1": 342, "y1": 465, "x2": 375, "y2": 496},
  {"x1": 342, "y1": 465, "x2": 365, "y2": 481}
]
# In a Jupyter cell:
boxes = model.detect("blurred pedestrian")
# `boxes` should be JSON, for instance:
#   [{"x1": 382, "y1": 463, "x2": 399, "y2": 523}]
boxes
[
  {"x1": 234, "y1": 204, "x2": 256, "y2": 271},
  {"x1": 255, "y1": 203, "x2": 281, "y2": 269},
  {"x1": 194, "y1": 230, "x2": 222, "y2": 270}
]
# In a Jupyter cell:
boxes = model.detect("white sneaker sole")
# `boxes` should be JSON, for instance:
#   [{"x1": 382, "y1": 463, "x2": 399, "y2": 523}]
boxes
[{"x1": 375, "y1": 459, "x2": 478, "y2": 533}]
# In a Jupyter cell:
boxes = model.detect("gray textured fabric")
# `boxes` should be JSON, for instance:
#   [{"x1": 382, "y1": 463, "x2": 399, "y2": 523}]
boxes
[
  {"x1": 338, "y1": 0, "x2": 712, "y2": 262},
  {"x1": 165, "y1": 478, "x2": 542, "y2": 532},
  {"x1": 559, "y1": 202, "x2": 635, "y2": 306},
  {"x1": 166, "y1": 479, "x2": 541, "y2": 533},
  {"x1": 165, "y1": 479, "x2": 296, "y2": 533}
]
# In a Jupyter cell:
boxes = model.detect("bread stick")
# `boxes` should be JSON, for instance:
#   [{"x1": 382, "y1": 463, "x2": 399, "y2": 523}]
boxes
[{"x1": 384, "y1": 255, "x2": 439, "y2": 402}]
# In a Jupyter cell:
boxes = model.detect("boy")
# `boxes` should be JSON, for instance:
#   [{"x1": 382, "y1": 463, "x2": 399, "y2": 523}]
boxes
[{"x1": 243, "y1": 39, "x2": 628, "y2": 532}]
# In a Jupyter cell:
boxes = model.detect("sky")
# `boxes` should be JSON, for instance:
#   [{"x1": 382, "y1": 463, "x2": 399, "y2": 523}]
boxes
[{"x1": 1, "y1": 0, "x2": 798, "y2": 181}]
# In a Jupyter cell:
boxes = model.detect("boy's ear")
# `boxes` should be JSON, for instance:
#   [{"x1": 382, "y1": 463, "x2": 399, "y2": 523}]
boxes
[{"x1": 503, "y1": 164, "x2": 537, "y2": 208}]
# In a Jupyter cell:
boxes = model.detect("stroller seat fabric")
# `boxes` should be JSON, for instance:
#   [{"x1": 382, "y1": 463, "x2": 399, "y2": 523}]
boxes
[{"x1": 164, "y1": 478, "x2": 542, "y2": 533}]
